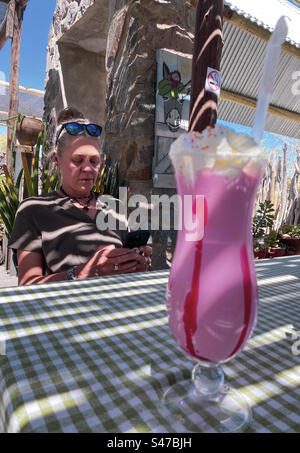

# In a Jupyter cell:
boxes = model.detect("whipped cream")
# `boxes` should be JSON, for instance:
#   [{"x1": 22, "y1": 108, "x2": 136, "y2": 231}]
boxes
[{"x1": 169, "y1": 126, "x2": 264, "y2": 181}]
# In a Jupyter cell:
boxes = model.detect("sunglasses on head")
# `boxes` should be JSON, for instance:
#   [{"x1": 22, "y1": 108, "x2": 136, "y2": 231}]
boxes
[{"x1": 56, "y1": 122, "x2": 102, "y2": 144}]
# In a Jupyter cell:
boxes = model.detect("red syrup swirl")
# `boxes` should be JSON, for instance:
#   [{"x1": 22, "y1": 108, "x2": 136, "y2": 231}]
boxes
[
  {"x1": 182, "y1": 207, "x2": 252, "y2": 362},
  {"x1": 227, "y1": 244, "x2": 253, "y2": 360},
  {"x1": 183, "y1": 197, "x2": 209, "y2": 361}
]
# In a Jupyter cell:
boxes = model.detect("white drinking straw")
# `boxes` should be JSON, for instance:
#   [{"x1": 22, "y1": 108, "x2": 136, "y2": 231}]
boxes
[{"x1": 252, "y1": 16, "x2": 290, "y2": 145}]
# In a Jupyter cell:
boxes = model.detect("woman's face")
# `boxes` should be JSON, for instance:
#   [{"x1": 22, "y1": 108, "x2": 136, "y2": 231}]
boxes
[{"x1": 55, "y1": 135, "x2": 101, "y2": 195}]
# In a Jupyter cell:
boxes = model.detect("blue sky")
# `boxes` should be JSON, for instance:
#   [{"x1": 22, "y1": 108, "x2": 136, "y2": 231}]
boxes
[
  {"x1": 0, "y1": 0, "x2": 56, "y2": 90},
  {"x1": 0, "y1": 0, "x2": 299, "y2": 172}
]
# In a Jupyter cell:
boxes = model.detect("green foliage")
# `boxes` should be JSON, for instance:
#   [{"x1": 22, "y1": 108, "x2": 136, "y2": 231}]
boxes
[
  {"x1": 0, "y1": 215, "x2": 4, "y2": 235},
  {"x1": 252, "y1": 200, "x2": 275, "y2": 239},
  {"x1": 0, "y1": 165, "x2": 21, "y2": 239},
  {"x1": 94, "y1": 155, "x2": 123, "y2": 199},
  {"x1": 253, "y1": 243, "x2": 268, "y2": 252},
  {"x1": 279, "y1": 224, "x2": 300, "y2": 238},
  {"x1": 101, "y1": 162, "x2": 122, "y2": 199},
  {"x1": 266, "y1": 230, "x2": 279, "y2": 249}
]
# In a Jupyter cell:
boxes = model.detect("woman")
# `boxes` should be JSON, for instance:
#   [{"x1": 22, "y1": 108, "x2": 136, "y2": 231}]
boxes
[{"x1": 8, "y1": 108, "x2": 152, "y2": 285}]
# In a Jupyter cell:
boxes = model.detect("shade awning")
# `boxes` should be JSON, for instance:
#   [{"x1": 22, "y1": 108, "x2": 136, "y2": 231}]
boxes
[
  {"x1": 224, "y1": 0, "x2": 300, "y2": 48},
  {"x1": 218, "y1": 19, "x2": 300, "y2": 138},
  {"x1": 215, "y1": 1, "x2": 300, "y2": 139}
]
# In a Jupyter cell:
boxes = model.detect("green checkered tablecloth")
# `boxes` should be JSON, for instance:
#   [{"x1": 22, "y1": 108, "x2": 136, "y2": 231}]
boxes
[{"x1": 0, "y1": 256, "x2": 299, "y2": 433}]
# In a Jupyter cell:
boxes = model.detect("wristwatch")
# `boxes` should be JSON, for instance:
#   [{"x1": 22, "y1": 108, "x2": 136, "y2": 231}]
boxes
[{"x1": 67, "y1": 266, "x2": 78, "y2": 280}]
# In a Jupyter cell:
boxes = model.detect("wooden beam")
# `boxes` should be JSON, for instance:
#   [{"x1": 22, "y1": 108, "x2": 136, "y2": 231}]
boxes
[
  {"x1": 6, "y1": 0, "x2": 27, "y2": 170},
  {"x1": 224, "y1": 5, "x2": 300, "y2": 60},
  {"x1": 189, "y1": 0, "x2": 224, "y2": 133},
  {"x1": 220, "y1": 89, "x2": 300, "y2": 123},
  {"x1": 0, "y1": 80, "x2": 45, "y2": 97}
]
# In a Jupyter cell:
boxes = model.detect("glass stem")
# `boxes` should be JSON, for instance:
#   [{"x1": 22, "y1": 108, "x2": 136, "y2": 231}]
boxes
[{"x1": 192, "y1": 362, "x2": 224, "y2": 398}]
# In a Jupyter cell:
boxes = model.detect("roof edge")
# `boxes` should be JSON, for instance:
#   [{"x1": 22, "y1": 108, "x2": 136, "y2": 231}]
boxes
[{"x1": 224, "y1": 0, "x2": 300, "y2": 49}]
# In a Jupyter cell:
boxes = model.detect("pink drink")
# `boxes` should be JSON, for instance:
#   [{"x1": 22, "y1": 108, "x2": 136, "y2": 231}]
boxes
[{"x1": 167, "y1": 127, "x2": 265, "y2": 364}]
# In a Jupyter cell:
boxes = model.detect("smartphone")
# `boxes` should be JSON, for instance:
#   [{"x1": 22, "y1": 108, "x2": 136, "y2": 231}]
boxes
[{"x1": 124, "y1": 230, "x2": 150, "y2": 249}]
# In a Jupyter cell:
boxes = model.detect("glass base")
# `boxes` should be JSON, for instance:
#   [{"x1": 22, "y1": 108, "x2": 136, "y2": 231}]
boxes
[{"x1": 162, "y1": 364, "x2": 252, "y2": 433}]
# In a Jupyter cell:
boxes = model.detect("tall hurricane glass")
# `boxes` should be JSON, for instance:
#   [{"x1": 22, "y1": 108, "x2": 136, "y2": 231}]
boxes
[{"x1": 163, "y1": 126, "x2": 266, "y2": 432}]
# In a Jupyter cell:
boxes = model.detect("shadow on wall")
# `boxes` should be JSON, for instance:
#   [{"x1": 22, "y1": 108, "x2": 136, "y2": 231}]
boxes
[
  {"x1": 44, "y1": 68, "x2": 62, "y2": 145},
  {"x1": 43, "y1": 42, "x2": 107, "y2": 147}
]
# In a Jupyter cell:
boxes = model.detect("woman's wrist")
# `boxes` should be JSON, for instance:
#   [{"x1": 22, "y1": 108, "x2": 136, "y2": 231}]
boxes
[
  {"x1": 75, "y1": 263, "x2": 98, "y2": 280},
  {"x1": 75, "y1": 264, "x2": 86, "y2": 280}
]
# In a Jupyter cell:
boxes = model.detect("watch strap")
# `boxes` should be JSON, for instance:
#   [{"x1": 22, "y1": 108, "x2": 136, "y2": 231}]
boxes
[{"x1": 67, "y1": 266, "x2": 78, "y2": 280}]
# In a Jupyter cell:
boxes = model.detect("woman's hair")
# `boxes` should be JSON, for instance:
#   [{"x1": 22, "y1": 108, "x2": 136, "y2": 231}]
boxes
[
  {"x1": 57, "y1": 106, "x2": 85, "y2": 124},
  {"x1": 55, "y1": 106, "x2": 102, "y2": 157}
]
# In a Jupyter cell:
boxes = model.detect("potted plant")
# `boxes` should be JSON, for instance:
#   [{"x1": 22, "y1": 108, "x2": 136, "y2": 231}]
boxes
[
  {"x1": 253, "y1": 243, "x2": 268, "y2": 260},
  {"x1": 279, "y1": 225, "x2": 300, "y2": 255},
  {"x1": 16, "y1": 115, "x2": 44, "y2": 146},
  {"x1": 266, "y1": 230, "x2": 286, "y2": 258}
]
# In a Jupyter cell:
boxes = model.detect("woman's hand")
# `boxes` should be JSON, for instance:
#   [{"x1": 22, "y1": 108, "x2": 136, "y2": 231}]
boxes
[
  {"x1": 77, "y1": 244, "x2": 147, "y2": 279},
  {"x1": 16, "y1": 244, "x2": 153, "y2": 285},
  {"x1": 133, "y1": 245, "x2": 152, "y2": 272}
]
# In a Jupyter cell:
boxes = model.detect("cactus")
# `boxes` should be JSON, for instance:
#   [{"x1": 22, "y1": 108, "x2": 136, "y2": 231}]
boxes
[{"x1": 285, "y1": 147, "x2": 300, "y2": 225}]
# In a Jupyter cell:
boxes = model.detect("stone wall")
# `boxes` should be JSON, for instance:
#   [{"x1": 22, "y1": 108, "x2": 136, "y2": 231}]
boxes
[
  {"x1": 45, "y1": 0, "x2": 196, "y2": 142},
  {"x1": 44, "y1": 0, "x2": 198, "y2": 269},
  {"x1": 44, "y1": 0, "x2": 109, "y2": 141},
  {"x1": 104, "y1": 0, "x2": 195, "y2": 268}
]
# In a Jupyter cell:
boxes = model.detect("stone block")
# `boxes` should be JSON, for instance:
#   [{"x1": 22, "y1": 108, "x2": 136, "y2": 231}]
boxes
[
  {"x1": 135, "y1": 92, "x2": 156, "y2": 114},
  {"x1": 126, "y1": 141, "x2": 154, "y2": 180},
  {"x1": 105, "y1": 113, "x2": 128, "y2": 134},
  {"x1": 60, "y1": 1, "x2": 79, "y2": 34},
  {"x1": 128, "y1": 114, "x2": 155, "y2": 137},
  {"x1": 106, "y1": 6, "x2": 128, "y2": 72},
  {"x1": 109, "y1": 0, "x2": 127, "y2": 20},
  {"x1": 79, "y1": 0, "x2": 95, "y2": 15},
  {"x1": 149, "y1": 23, "x2": 193, "y2": 54},
  {"x1": 53, "y1": 2, "x2": 68, "y2": 35}
]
